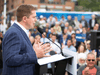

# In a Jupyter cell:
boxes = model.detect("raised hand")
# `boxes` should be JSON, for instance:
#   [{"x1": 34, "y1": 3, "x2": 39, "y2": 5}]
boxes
[{"x1": 33, "y1": 40, "x2": 52, "y2": 58}]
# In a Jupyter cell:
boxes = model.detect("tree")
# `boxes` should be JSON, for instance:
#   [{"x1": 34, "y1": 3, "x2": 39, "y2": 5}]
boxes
[{"x1": 77, "y1": 0, "x2": 100, "y2": 11}]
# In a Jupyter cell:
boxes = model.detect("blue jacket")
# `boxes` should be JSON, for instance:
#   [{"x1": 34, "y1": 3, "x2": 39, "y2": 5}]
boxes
[{"x1": 2, "y1": 23, "x2": 37, "y2": 75}]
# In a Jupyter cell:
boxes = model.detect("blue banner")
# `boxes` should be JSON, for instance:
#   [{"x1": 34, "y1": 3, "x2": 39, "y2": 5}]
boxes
[{"x1": 76, "y1": 34, "x2": 84, "y2": 42}]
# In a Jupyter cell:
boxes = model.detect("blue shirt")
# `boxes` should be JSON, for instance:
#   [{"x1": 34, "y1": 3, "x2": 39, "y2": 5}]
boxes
[{"x1": 63, "y1": 45, "x2": 76, "y2": 52}]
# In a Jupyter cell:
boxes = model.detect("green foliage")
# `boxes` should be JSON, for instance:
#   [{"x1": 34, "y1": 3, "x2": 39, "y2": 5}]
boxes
[{"x1": 77, "y1": 0, "x2": 100, "y2": 11}]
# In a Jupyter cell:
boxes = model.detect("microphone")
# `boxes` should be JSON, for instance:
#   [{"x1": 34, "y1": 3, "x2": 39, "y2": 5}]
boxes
[{"x1": 37, "y1": 27, "x2": 65, "y2": 56}]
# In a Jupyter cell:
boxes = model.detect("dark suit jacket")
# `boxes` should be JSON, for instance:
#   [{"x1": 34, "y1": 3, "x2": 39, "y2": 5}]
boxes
[
  {"x1": 80, "y1": 19, "x2": 88, "y2": 28},
  {"x1": 89, "y1": 19, "x2": 98, "y2": 29},
  {"x1": 2, "y1": 23, "x2": 38, "y2": 75}
]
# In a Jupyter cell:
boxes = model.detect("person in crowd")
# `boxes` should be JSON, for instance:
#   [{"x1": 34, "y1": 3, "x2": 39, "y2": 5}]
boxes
[
  {"x1": 73, "y1": 16, "x2": 80, "y2": 30},
  {"x1": 71, "y1": 33, "x2": 76, "y2": 47},
  {"x1": 49, "y1": 33, "x2": 53, "y2": 41},
  {"x1": 54, "y1": 16, "x2": 58, "y2": 22},
  {"x1": 31, "y1": 28, "x2": 41, "y2": 38},
  {"x1": 39, "y1": 15, "x2": 46, "y2": 31},
  {"x1": 43, "y1": 17, "x2": 47, "y2": 23},
  {"x1": 67, "y1": 15, "x2": 75, "y2": 28},
  {"x1": 76, "y1": 29, "x2": 81, "y2": 34},
  {"x1": 40, "y1": 32, "x2": 50, "y2": 43},
  {"x1": 80, "y1": 16, "x2": 88, "y2": 28},
  {"x1": 0, "y1": 21, "x2": 7, "y2": 35},
  {"x1": 95, "y1": 23, "x2": 100, "y2": 30},
  {"x1": 49, "y1": 27, "x2": 55, "y2": 34},
  {"x1": 93, "y1": 25, "x2": 98, "y2": 31},
  {"x1": 78, "y1": 23, "x2": 83, "y2": 33},
  {"x1": 77, "y1": 52, "x2": 100, "y2": 75},
  {"x1": 0, "y1": 16, "x2": 4, "y2": 24},
  {"x1": 67, "y1": 26, "x2": 75, "y2": 36},
  {"x1": 0, "y1": 32, "x2": 3, "y2": 39},
  {"x1": 53, "y1": 22, "x2": 62, "y2": 35},
  {"x1": 50, "y1": 34, "x2": 61, "y2": 54},
  {"x1": 2, "y1": 5, "x2": 52, "y2": 75},
  {"x1": 47, "y1": 14, "x2": 56, "y2": 28},
  {"x1": 10, "y1": 16, "x2": 17, "y2": 26},
  {"x1": 77, "y1": 45, "x2": 89, "y2": 58},
  {"x1": 86, "y1": 40, "x2": 97, "y2": 57},
  {"x1": 60, "y1": 33, "x2": 69, "y2": 46},
  {"x1": 29, "y1": 36, "x2": 35, "y2": 45},
  {"x1": 63, "y1": 28, "x2": 68, "y2": 35},
  {"x1": 34, "y1": 35, "x2": 41, "y2": 44},
  {"x1": 77, "y1": 53, "x2": 86, "y2": 70},
  {"x1": 45, "y1": 27, "x2": 51, "y2": 38},
  {"x1": 45, "y1": 23, "x2": 50, "y2": 29},
  {"x1": 89, "y1": 14, "x2": 98, "y2": 30},
  {"x1": 64, "y1": 22, "x2": 69, "y2": 29},
  {"x1": 81, "y1": 27, "x2": 88, "y2": 41},
  {"x1": 63, "y1": 39, "x2": 76, "y2": 52},
  {"x1": 60, "y1": 16, "x2": 67, "y2": 32}
]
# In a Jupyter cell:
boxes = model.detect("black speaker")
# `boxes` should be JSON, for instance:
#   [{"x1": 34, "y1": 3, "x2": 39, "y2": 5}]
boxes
[{"x1": 90, "y1": 30, "x2": 100, "y2": 49}]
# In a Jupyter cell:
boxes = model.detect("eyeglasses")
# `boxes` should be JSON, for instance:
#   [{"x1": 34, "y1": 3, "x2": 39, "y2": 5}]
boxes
[{"x1": 87, "y1": 59, "x2": 95, "y2": 62}]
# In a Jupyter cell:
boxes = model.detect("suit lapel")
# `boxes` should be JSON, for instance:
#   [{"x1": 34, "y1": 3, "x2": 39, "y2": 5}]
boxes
[{"x1": 13, "y1": 23, "x2": 32, "y2": 47}]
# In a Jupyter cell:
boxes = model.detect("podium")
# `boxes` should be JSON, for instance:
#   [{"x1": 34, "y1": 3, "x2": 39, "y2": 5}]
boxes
[{"x1": 37, "y1": 50, "x2": 77, "y2": 75}]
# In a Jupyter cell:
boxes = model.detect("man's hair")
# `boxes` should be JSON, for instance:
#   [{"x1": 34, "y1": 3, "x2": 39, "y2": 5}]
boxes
[
  {"x1": 17, "y1": 4, "x2": 36, "y2": 22},
  {"x1": 67, "y1": 39, "x2": 72, "y2": 43},
  {"x1": 87, "y1": 52, "x2": 96, "y2": 60},
  {"x1": 35, "y1": 35, "x2": 41, "y2": 39},
  {"x1": 52, "y1": 33, "x2": 57, "y2": 37}
]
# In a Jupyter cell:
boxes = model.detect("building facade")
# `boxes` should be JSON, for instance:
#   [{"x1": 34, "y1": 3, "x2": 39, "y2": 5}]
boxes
[{"x1": 0, "y1": 0, "x2": 75, "y2": 16}]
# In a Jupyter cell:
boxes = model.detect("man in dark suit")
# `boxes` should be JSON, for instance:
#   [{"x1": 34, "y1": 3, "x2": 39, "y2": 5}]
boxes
[
  {"x1": 80, "y1": 16, "x2": 88, "y2": 28},
  {"x1": 2, "y1": 5, "x2": 52, "y2": 75},
  {"x1": 89, "y1": 14, "x2": 98, "y2": 30}
]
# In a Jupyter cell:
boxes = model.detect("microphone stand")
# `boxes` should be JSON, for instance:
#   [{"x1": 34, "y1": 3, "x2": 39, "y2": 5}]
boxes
[{"x1": 37, "y1": 27, "x2": 65, "y2": 57}]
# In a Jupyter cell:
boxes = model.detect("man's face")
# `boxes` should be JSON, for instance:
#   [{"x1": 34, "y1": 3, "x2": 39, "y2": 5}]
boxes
[
  {"x1": 26, "y1": 10, "x2": 37, "y2": 29},
  {"x1": 82, "y1": 16, "x2": 84, "y2": 20},
  {"x1": 67, "y1": 40, "x2": 72, "y2": 47},
  {"x1": 68, "y1": 16, "x2": 71, "y2": 20},
  {"x1": 42, "y1": 33, "x2": 46, "y2": 38},
  {"x1": 86, "y1": 54, "x2": 96, "y2": 68},
  {"x1": 37, "y1": 37, "x2": 41, "y2": 42},
  {"x1": 79, "y1": 58, "x2": 86, "y2": 65},
  {"x1": 87, "y1": 43, "x2": 90, "y2": 48},
  {"x1": 51, "y1": 36, "x2": 56, "y2": 42}
]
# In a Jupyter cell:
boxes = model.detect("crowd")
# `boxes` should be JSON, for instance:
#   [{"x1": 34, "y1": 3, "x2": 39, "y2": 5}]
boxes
[{"x1": 0, "y1": 13, "x2": 100, "y2": 75}]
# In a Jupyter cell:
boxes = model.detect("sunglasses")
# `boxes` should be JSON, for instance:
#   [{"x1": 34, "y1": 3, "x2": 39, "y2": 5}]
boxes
[{"x1": 87, "y1": 59, "x2": 95, "y2": 62}]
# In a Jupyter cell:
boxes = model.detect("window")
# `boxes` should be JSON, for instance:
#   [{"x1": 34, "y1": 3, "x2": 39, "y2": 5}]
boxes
[
  {"x1": 40, "y1": 0, "x2": 45, "y2": 3},
  {"x1": 12, "y1": 0, "x2": 14, "y2": 2},
  {"x1": 22, "y1": 0, "x2": 24, "y2": 3},
  {"x1": 48, "y1": 0, "x2": 54, "y2": 2},
  {"x1": 6, "y1": 8, "x2": 9, "y2": 11},
  {"x1": 11, "y1": 5, "x2": 13, "y2": 9}
]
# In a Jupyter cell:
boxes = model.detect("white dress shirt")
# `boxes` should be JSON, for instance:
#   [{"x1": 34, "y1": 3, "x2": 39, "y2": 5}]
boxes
[
  {"x1": 15, "y1": 21, "x2": 29, "y2": 37},
  {"x1": 50, "y1": 41, "x2": 61, "y2": 54},
  {"x1": 92, "y1": 19, "x2": 95, "y2": 27}
]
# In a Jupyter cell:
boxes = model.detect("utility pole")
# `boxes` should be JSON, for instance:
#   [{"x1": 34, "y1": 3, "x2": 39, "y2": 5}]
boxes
[{"x1": 3, "y1": 0, "x2": 7, "y2": 34}]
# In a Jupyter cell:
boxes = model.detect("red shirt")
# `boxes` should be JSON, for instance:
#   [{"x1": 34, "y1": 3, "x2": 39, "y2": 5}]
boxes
[{"x1": 82, "y1": 67, "x2": 97, "y2": 75}]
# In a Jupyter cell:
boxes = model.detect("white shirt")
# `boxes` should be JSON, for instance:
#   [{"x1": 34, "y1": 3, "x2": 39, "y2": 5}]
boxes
[
  {"x1": 78, "y1": 28, "x2": 82, "y2": 33},
  {"x1": 63, "y1": 39, "x2": 66, "y2": 45},
  {"x1": 50, "y1": 41, "x2": 61, "y2": 54},
  {"x1": 39, "y1": 20, "x2": 46, "y2": 28},
  {"x1": 11, "y1": 20, "x2": 17, "y2": 26},
  {"x1": 92, "y1": 19, "x2": 95, "y2": 27},
  {"x1": 15, "y1": 21, "x2": 29, "y2": 37},
  {"x1": 40, "y1": 37, "x2": 50, "y2": 43}
]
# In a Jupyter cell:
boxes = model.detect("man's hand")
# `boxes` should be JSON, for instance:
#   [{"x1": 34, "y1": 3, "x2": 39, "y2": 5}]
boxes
[
  {"x1": 33, "y1": 40, "x2": 52, "y2": 58},
  {"x1": 83, "y1": 67, "x2": 90, "y2": 75}
]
